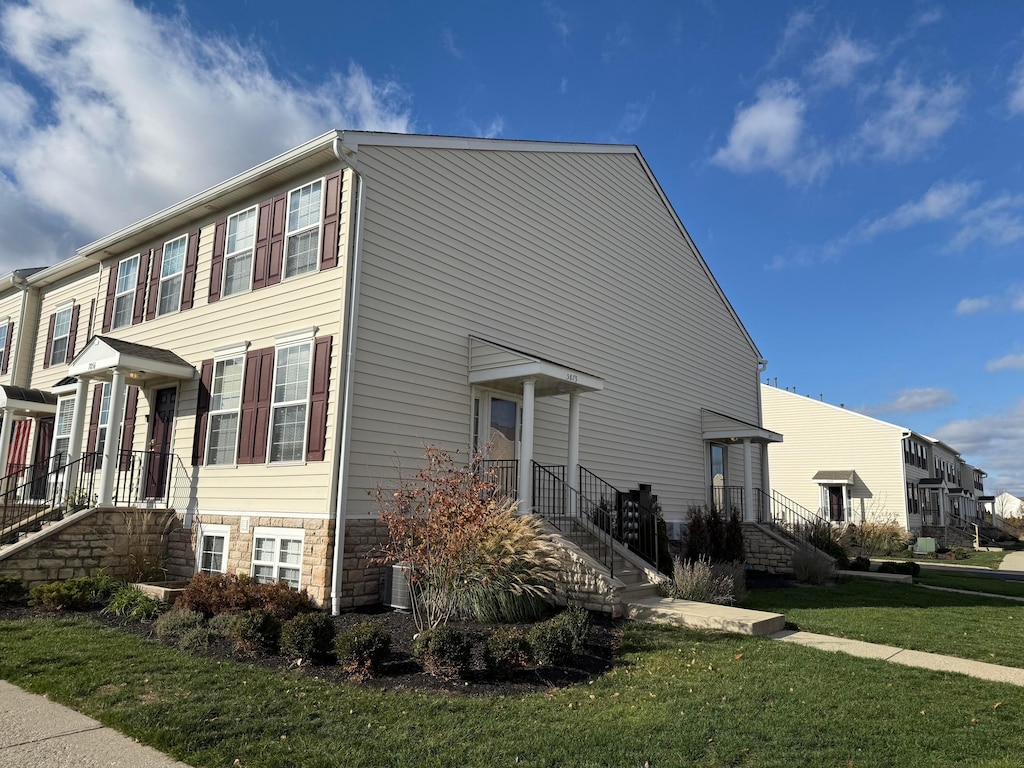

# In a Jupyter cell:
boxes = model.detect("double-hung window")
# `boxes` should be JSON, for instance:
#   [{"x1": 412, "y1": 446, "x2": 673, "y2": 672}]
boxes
[
  {"x1": 50, "y1": 306, "x2": 73, "y2": 366},
  {"x1": 0, "y1": 322, "x2": 8, "y2": 368},
  {"x1": 112, "y1": 255, "x2": 139, "y2": 329},
  {"x1": 269, "y1": 341, "x2": 311, "y2": 463},
  {"x1": 224, "y1": 207, "x2": 257, "y2": 297},
  {"x1": 206, "y1": 355, "x2": 244, "y2": 465},
  {"x1": 198, "y1": 524, "x2": 230, "y2": 575},
  {"x1": 284, "y1": 181, "x2": 322, "y2": 278},
  {"x1": 251, "y1": 528, "x2": 303, "y2": 588},
  {"x1": 157, "y1": 234, "x2": 188, "y2": 316},
  {"x1": 52, "y1": 398, "x2": 75, "y2": 465}
]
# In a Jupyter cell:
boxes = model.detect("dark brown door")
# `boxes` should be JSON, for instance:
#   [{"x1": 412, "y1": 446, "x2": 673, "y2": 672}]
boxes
[
  {"x1": 145, "y1": 388, "x2": 176, "y2": 499},
  {"x1": 828, "y1": 486, "x2": 844, "y2": 522},
  {"x1": 30, "y1": 418, "x2": 54, "y2": 499}
]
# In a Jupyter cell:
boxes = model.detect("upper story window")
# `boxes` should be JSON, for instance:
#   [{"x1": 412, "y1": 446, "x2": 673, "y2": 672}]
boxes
[
  {"x1": 206, "y1": 355, "x2": 244, "y2": 465},
  {"x1": 50, "y1": 306, "x2": 73, "y2": 366},
  {"x1": 284, "y1": 181, "x2": 322, "y2": 279},
  {"x1": 0, "y1": 321, "x2": 9, "y2": 372},
  {"x1": 269, "y1": 341, "x2": 312, "y2": 462},
  {"x1": 224, "y1": 207, "x2": 257, "y2": 297},
  {"x1": 157, "y1": 235, "x2": 188, "y2": 316},
  {"x1": 113, "y1": 255, "x2": 139, "y2": 329}
]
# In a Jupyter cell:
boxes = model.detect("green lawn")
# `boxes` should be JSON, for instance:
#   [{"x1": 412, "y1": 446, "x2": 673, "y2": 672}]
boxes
[
  {"x1": 745, "y1": 579, "x2": 1024, "y2": 668},
  {"x1": 916, "y1": 570, "x2": 1024, "y2": 599},
  {"x1": 910, "y1": 549, "x2": 1011, "y2": 569},
  {"x1": 3, "y1": 616, "x2": 1024, "y2": 767}
]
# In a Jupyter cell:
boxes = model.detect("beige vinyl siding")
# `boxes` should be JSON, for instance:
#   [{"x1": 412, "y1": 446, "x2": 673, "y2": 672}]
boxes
[
  {"x1": 346, "y1": 145, "x2": 764, "y2": 520},
  {"x1": 761, "y1": 386, "x2": 910, "y2": 525},
  {"x1": 0, "y1": 290, "x2": 29, "y2": 387}
]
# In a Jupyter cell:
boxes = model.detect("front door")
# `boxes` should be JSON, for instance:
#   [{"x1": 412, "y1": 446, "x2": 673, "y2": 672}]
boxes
[
  {"x1": 828, "y1": 486, "x2": 844, "y2": 522},
  {"x1": 145, "y1": 387, "x2": 176, "y2": 499}
]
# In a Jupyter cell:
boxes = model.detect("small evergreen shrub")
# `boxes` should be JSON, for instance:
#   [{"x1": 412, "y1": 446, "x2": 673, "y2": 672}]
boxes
[
  {"x1": 792, "y1": 547, "x2": 835, "y2": 585},
  {"x1": 527, "y1": 609, "x2": 590, "y2": 667},
  {"x1": 413, "y1": 625, "x2": 473, "y2": 679},
  {"x1": 154, "y1": 609, "x2": 206, "y2": 646},
  {"x1": 847, "y1": 556, "x2": 872, "y2": 572},
  {"x1": 878, "y1": 561, "x2": 920, "y2": 576},
  {"x1": 559, "y1": 607, "x2": 591, "y2": 652},
  {"x1": 483, "y1": 627, "x2": 532, "y2": 677},
  {"x1": 685, "y1": 506, "x2": 712, "y2": 563},
  {"x1": 280, "y1": 612, "x2": 337, "y2": 663},
  {"x1": 663, "y1": 556, "x2": 744, "y2": 605},
  {"x1": 208, "y1": 612, "x2": 238, "y2": 638},
  {"x1": 0, "y1": 575, "x2": 28, "y2": 606},
  {"x1": 230, "y1": 609, "x2": 281, "y2": 655},
  {"x1": 102, "y1": 584, "x2": 162, "y2": 621},
  {"x1": 723, "y1": 510, "x2": 745, "y2": 563},
  {"x1": 177, "y1": 626, "x2": 218, "y2": 652},
  {"x1": 335, "y1": 621, "x2": 392, "y2": 678},
  {"x1": 29, "y1": 574, "x2": 120, "y2": 611}
]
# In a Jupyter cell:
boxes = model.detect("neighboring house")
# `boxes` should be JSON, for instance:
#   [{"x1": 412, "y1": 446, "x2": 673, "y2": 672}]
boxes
[
  {"x1": 0, "y1": 131, "x2": 781, "y2": 612},
  {"x1": 761, "y1": 384, "x2": 986, "y2": 534}
]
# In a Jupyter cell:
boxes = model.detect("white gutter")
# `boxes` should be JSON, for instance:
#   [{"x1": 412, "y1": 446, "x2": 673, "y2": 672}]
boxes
[
  {"x1": 330, "y1": 136, "x2": 366, "y2": 615},
  {"x1": 10, "y1": 271, "x2": 32, "y2": 385}
]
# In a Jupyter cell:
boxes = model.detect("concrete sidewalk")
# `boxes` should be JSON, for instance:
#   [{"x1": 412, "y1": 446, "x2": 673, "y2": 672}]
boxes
[
  {"x1": 772, "y1": 630, "x2": 1024, "y2": 687},
  {"x1": 0, "y1": 681, "x2": 192, "y2": 768},
  {"x1": 999, "y1": 549, "x2": 1024, "y2": 572}
]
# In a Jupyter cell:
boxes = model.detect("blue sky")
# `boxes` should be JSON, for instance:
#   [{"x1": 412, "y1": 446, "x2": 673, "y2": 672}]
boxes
[{"x1": 0, "y1": 1, "x2": 1022, "y2": 492}]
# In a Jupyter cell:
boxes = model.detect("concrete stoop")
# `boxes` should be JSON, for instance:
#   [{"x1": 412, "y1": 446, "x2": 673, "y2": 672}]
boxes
[{"x1": 626, "y1": 596, "x2": 786, "y2": 636}]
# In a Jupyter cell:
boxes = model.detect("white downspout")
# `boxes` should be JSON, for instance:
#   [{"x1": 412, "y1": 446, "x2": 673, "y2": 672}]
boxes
[{"x1": 330, "y1": 137, "x2": 366, "y2": 615}]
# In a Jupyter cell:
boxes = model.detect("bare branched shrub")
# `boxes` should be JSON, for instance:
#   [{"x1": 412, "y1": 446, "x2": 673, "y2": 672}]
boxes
[{"x1": 662, "y1": 556, "x2": 745, "y2": 605}]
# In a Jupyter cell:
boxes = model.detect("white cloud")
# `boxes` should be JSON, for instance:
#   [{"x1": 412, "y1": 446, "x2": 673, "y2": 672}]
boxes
[
  {"x1": 956, "y1": 296, "x2": 994, "y2": 315},
  {"x1": 768, "y1": 9, "x2": 815, "y2": 69},
  {"x1": 935, "y1": 399, "x2": 1024, "y2": 494},
  {"x1": 949, "y1": 195, "x2": 1024, "y2": 251},
  {"x1": 986, "y1": 353, "x2": 1024, "y2": 372},
  {"x1": 858, "y1": 72, "x2": 965, "y2": 161},
  {"x1": 862, "y1": 180, "x2": 978, "y2": 239},
  {"x1": 809, "y1": 35, "x2": 877, "y2": 88},
  {"x1": 0, "y1": 0, "x2": 412, "y2": 274},
  {"x1": 955, "y1": 288, "x2": 1024, "y2": 315},
  {"x1": 1008, "y1": 56, "x2": 1024, "y2": 115},
  {"x1": 866, "y1": 387, "x2": 956, "y2": 415},
  {"x1": 441, "y1": 27, "x2": 463, "y2": 59},
  {"x1": 543, "y1": 1, "x2": 570, "y2": 43},
  {"x1": 911, "y1": 8, "x2": 944, "y2": 30},
  {"x1": 0, "y1": 78, "x2": 34, "y2": 132},
  {"x1": 711, "y1": 80, "x2": 830, "y2": 184},
  {"x1": 476, "y1": 117, "x2": 505, "y2": 139}
]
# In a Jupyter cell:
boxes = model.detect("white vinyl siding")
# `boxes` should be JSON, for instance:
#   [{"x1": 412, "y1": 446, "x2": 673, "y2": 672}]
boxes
[
  {"x1": 284, "y1": 181, "x2": 322, "y2": 278},
  {"x1": 206, "y1": 355, "x2": 244, "y2": 466},
  {"x1": 113, "y1": 255, "x2": 139, "y2": 329},
  {"x1": 50, "y1": 305, "x2": 73, "y2": 365},
  {"x1": 251, "y1": 527, "x2": 303, "y2": 588},
  {"x1": 269, "y1": 342, "x2": 311, "y2": 463},
  {"x1": 157, "y1": 234, "x2": 188, "y2": 316},
  {"x1": 224, "y1": 207, "x2": 257, "y2": 297}
]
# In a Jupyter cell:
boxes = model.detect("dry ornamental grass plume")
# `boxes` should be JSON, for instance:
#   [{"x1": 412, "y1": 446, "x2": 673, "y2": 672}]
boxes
[{"x1": 374, "y1": 446, "x2": 560, "y2": 631}]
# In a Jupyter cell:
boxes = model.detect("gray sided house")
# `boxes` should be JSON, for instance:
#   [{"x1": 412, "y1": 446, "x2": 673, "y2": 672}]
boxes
[{"x1": 0, "y1": 132, "x2": 781, "y2": 614}]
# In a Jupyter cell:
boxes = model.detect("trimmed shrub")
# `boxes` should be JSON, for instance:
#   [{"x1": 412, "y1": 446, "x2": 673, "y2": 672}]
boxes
[
  {"x1": 280, "y1": 612, "x2": 337, "y2": 664},
  {"x1": 175, "y1": 573, "x2": 316, "y2": 620},
  {"x1": 0, "y1": 575, "x2": 28, "y2": 606},
  {"x1": 413, "y1": 625, "x2": 473, "y2": 679},
  {"x1": 336, "y1": 621, "x2": 392, "y2": 678},
  {"x1": 792, "y1": 547, "x2": 835, "y2": 585},
  {"x1": 559, "y1": 607, "x2": 591, "y2": 652},
  {"x1": 230, "y1": 609, "x2": 281, "y2": 655},
  {"x1": 483, "y1": 627, "x2": 532, "y2": 677},
  {"x1": 878, "y1": 561, "x2": 920, "y2": 577},
  {"x1": 847, "y1": 556, "x2": 872, "y2": 572},
  {"x1": 103, "y1": 584, "x2": 162, "y2": 621},
  {"x1": 527, "y1": 618, "x2": 575, "y2": 667},
  {"x1": 208, "y1": 612, "x2": 239, "y2": 638},
  {"x1": 154, "y1": 609, "x2": 206, "y2": 646},
  {"x1": 177, "y1": 626, "x2": 218, "y2": 652},
  {"x1": 29, "y1": 574, "x2": 120, "y2": 611},
  {"x1": 663, "y1": 556, "x2": 745, "y2": 605}
]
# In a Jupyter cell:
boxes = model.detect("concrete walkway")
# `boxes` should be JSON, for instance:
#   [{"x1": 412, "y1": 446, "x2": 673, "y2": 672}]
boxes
[
  {"x1": 998, "y1": 549, "x2": 1024, "y2": 572},
  {"x1": 772, "y1": 630, "x2": 1024, "y2": 687},
  {"x1": 0, "y1": 681, "x2": 192, "y2": 768}
]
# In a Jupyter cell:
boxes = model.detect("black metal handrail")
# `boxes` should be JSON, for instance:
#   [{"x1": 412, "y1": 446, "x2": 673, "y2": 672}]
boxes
[
  {"x1": 533, "y1": 462, "x2": 616, "y2": 577},
  {"x1": 0, "y1": 452, "x2": 100, "y2": 545},
  {"x1": 111, "y1": 450, "x2": 177, "y2": 507},
  {"x1": 0, "y1": 458, "x2": 50, "y2": 492},
  {"x1": 710, "y1": 485, "x2": 745, "y2": 515},
  {"x1": 480, "y1": 459, "x2": 519, "y2": 500}
]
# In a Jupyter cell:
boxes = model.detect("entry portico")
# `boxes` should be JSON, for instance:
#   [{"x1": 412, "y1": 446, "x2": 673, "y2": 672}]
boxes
[
  {"x1": 468, "y1": 337, "x2": 603, "y2": 510},
  {"x1": 701, "y1": 409, "x2": 782, "y2": 521}
]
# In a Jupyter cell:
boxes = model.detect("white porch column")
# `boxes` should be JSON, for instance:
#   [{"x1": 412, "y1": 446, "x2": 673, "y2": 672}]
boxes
[
  {"x1": 64, "y1": 377, "x2": 89, "y2": 492},
  {"x1": 742, "y1": 438, "x2": 754, "y2": 522},
  {"x1": 518, "y1": 378, "x2": 536, "y2": 513},
  {"x1": 842, "y1": 486, "x2": 851, "y2": 523},
  {"x1": 0, "y1": 409, "x2": 13, "y2": 484},
  {"x1": 567, "y1": 391, "x2": 580, "y2": 489},
  {"x1": 97, "y1": 369, "x2": 127, "y2": 506}
]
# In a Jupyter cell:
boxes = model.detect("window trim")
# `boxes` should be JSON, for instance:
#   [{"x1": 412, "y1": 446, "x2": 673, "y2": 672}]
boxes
[
  {"x1": 283, "y1": 179, "x2": 324, "y2": 279},
  {"x1": 205, "y1": 353, "x2": 245, "y2": 467},
  {"x1": 197, "y1": 523, "x2": 231, "y2": 575},
  {"x1": 250, "y1": 526, "x2": 304, "y2": 589},
  {"x1": 112, "y1": 254, "x2": 140, "y2": 330},
  {"x1": 49, "y1": 304, "x2": 74, "y2": 366},
  {"x1": 156, "y1": 234, "x2": 188, "y2": 317},
  {"x1": 223, "y1": 205, "x2": 258, "y2": 297},
  {"x1": 266, "y1": 340, "x2": 313, "y2": 464},
  {"x1": 0, "y1": 318, "x2": 9, "y2": 369}
]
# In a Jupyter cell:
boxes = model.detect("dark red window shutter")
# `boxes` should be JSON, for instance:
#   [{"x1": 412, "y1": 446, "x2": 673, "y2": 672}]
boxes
[
  {"x1": 252, "y1": 198, "x2": 274, "y2": 290},
  {"x1": 238, "y1": 347, "x2": 273, "y2": 464},
  {"x1": 66, "y1": 304, "x2": 80, "y2": 361},
  {"x1": 85, "y1": 383, "x2": 103, "y2": 461},
  {"x1": 132, "y1": 251, "x2": 151, "y2": 325},
  {"x1": 101, "y1": 266, "x2": 118, "y2": 333},
  {"x1": 181, "y1": 228, "x2": 200, "y2": 310},
  {"x1": 305, "y1": 336, "x2": 332, "y2": 461},
  {"x1": 42, "y1": 313, "x2": 55, "y2": 369},
  {"x1": 320, "y1": 171, "x2": 342, "y2": 271},
  {"x1": 208, "y1": 218, "x2": 227, "y2": 303},
  {"x1": 266, "y1": 194, "x2": 287, "y2": 286},
  {"x1": 192, "y1": 359, "x2": 214, "y2": 466},
  {"x1": 119, "y1": 387, "x2": 139, "y2": 471},
  {"x1": 1, "y1": 320, "x2": 13, "y2": 375},
  {"x1": 145, "y1": 246, "x2": 163, "y2": 321}
]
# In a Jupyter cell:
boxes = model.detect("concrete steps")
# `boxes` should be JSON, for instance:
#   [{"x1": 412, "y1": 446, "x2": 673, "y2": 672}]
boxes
[{"x1": 626, "y1": 597, "x2": 785, "y2": 636}]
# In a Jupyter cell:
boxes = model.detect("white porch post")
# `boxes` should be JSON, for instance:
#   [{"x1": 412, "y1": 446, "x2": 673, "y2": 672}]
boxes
[
  {"x1": 842, "y1": 486, "x2": 851, "y2": 523},
  {"x1": 742, "y1": 438, "x2": 754, "y2": 522},
  {"x1": 0, "y1": 409, "x2": 13, "y2": 485},
  {"x1": 97, "y1": 369, "x2": 126, "y2": 506},
  {"x1": 567, "y1": 392, "x2": 580, "y2": 490},
  {"x1": 64, "y1": 377, "x2": 89, "y2": 492},
  {"x1": 518, "y1": 378, "x2": 536, "y2": 513}
]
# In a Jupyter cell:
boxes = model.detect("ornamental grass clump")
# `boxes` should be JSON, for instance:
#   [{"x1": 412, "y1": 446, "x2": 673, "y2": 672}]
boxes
[
  {"x1": 374, "y1": 446, "x2": 560, "y2": 632},
  {"x1": 102, "y1": 584, "x2": 162, "y2": 621},
  {"x1": 663, "y1": 556, "x2": 745, "y2": 605}
]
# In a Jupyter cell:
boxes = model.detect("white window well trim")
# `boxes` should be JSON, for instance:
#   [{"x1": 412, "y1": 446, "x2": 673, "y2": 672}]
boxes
[
  {"x1": 196, "y1": 523, "x2": 231, "y2": 575},
  {"x1": 250, "y1": 526, "x2": 305, "y2": 589}
]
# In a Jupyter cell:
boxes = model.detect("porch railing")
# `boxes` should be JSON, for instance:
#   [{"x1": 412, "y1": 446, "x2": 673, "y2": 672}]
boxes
[
  {"x1": 754, "y1": 488, "x2": 828, "y2": 541},
  {"x1": 481, "y1": 459, "x2": 519, "y2": 501},
  {"x1": 532, "y1": 462, "x2": 616, "y2": 577}
]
